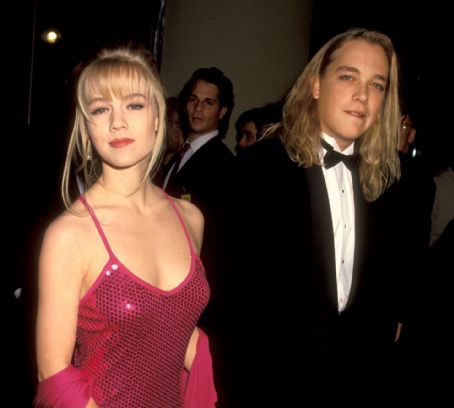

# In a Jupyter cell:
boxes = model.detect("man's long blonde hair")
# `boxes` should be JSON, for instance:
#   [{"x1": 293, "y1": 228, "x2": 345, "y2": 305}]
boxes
[
  {"x1": 267, "y1": 28, "x2": 400, "y2": 202},
  {"x1": 61, "y1": 46, "x2": 166, "y2": 208}
]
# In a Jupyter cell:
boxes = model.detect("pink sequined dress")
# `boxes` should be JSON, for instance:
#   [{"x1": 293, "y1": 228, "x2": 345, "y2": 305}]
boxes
[{"x1": 73, "y1": 194, "x2": 210, "y2": 407}]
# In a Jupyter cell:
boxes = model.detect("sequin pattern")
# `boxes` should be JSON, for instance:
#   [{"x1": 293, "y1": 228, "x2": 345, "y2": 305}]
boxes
[{"x1": 74, "y1": 257, "x2": 209, "y2": 407}]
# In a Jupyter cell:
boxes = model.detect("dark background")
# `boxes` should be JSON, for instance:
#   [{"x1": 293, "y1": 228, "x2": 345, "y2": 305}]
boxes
[{"x1": 4, "y1": 0, "x2": 451, "y2": 405}]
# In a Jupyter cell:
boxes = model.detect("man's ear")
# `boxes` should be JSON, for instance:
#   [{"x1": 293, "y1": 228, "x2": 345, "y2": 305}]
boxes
[
  {"x1": 219, "y1": 107, "x2": 228, "y2": 120},
  {"x1": 311, "y1": 76, "x2": 320, "y2": 99}
]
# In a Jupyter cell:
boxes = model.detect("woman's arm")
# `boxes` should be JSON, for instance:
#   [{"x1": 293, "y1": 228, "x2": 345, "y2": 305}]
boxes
[
  {"x1": 176, "y1": 199, "x2": 205, "y2": 255},
  {"x1": 180, "y1": 201, "x2": 204, "y2": 371},
  {"x1": 35, "y1": 215, "x2": 100, "y2": 408},
  {"x1": 36, "y1": 216, "x2": 84, "y2": 381},
  {"x1": 184, "y1": 328, "x2": 200, "y2": 371}
]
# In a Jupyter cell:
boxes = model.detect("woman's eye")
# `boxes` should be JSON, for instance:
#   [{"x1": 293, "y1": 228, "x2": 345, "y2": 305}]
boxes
[
  {"x1": 91, "y1": 107, "x2": 107, "y2": 115},
  {"x1": 129, "y1": 103, "x2": 144, "y2": 110}
]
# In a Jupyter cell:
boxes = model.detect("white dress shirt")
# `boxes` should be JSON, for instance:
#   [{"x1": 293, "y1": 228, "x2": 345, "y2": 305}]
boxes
[{"x1": 320, "y1": 134, "x2": 356, "y2": 312}]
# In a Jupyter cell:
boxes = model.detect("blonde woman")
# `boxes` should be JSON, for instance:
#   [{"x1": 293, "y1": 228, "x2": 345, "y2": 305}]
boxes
[{"x1": 34, "y1": 46, "x2": 216, "y2": 408}]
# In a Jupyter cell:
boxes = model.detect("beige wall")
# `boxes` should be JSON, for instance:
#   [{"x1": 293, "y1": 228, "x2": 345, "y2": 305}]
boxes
[{"x1": 160, "y1": 0, "x2": 313, "y2": 150}]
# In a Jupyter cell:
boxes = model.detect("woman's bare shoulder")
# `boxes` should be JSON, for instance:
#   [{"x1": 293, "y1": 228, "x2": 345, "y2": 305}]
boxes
[
  {"x1": 171, "y1": 198, "x2": 204, "y2": 252},
  {"x1": 174, "y1": 198, "x2": 204, "y2": 228},
  {"x1": 42, "y1": 201, "x2": 92, "y2": 252}
]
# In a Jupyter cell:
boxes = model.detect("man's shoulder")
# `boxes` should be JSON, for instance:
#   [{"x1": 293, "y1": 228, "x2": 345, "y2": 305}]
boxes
[
  {"x1": 236, "y1": 136, "x2": 289, "y2": 166},
  {"x1": 197, "y1": 136, "x2": 233, "y2": 157}
]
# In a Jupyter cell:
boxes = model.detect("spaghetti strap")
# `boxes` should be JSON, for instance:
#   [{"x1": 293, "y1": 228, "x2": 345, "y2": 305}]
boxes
[
  {"x1": 79, "y1": 195, "x2": 115, "y2": 258},
  {"x1": 162, "y1": 191, "x2": 196, "y2": 256}
]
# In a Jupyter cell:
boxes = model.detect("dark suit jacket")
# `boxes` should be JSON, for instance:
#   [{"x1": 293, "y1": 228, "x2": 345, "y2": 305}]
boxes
[
  {"x1": 221, "y1": 136, "x2": 407, "y2": 406},
  {"x1": 165, "y1": 136, "x2": 234, "y2": 215}
]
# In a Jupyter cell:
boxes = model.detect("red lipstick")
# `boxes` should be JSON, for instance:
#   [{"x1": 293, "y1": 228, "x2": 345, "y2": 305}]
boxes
[{"x1": 109, "y1": 138, "x2": 134, "y2": 148}]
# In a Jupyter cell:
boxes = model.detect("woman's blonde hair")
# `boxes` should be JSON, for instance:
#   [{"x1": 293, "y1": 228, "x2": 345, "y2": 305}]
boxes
[
  {"x1": 61, "y1": 46, "x2": 166, "y2": 208},
  {"x1": 266, "y1": 28, "x2": 400, "y2": 202}
]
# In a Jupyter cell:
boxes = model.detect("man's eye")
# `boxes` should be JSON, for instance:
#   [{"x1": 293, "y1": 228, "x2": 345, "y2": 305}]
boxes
[{"x1": 371, "y1": 83, "x2": 385, "y2": 91}]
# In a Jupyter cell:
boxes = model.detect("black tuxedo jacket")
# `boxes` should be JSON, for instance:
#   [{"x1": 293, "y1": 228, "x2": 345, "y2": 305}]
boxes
[{"x1": 221, "y1": 136, "x2": 408, "y2": 406}]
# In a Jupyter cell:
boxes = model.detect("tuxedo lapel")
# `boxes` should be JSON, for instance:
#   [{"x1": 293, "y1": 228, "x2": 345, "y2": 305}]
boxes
[{"x1": 306, "y1": 165, "x2": 338, "y2": 310}]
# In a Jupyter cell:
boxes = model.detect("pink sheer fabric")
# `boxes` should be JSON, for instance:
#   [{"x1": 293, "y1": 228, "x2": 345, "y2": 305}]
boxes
[
  {"x1": 34, "y1": 366, "x2": 92, "y2": 408},
  {"x1": 181, "y1": 329, "x2": 218, "y2": 408}
]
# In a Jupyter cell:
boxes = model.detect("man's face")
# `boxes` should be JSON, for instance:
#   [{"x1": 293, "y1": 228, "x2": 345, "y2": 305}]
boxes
[
  {"x1": 312, "y1": 39, "x2": 389, "y2": 150},
  {"x1": 186, "y1": 80, "x2": 227, "y2": 137},
  {"x1": 237, "y1": 121, "x2": 258, "y2": 150}
]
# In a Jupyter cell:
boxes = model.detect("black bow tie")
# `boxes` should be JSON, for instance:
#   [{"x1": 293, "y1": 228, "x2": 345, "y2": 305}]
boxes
[{"x1": 321, "y1": 139, "x2": 359, "y2": 171}]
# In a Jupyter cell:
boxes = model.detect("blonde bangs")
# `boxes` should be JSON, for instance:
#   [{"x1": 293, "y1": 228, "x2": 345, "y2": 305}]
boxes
[{"x1": 79, "y1": 60, "x2": 152, "y2": 117}]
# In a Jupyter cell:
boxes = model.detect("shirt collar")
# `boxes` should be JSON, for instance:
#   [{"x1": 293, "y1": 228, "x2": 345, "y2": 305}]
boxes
[
  {"x1": 321, "y1": 133, "x2": 355, "y2": 155},
  {"x1": 188, "y1": 130, "x2": 219, "y2": 153}
]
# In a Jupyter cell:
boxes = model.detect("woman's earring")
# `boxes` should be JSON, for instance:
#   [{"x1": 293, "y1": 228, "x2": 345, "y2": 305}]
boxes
[{"x1": 86, "y1": 142, "x2": 92, "y2": 161}]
